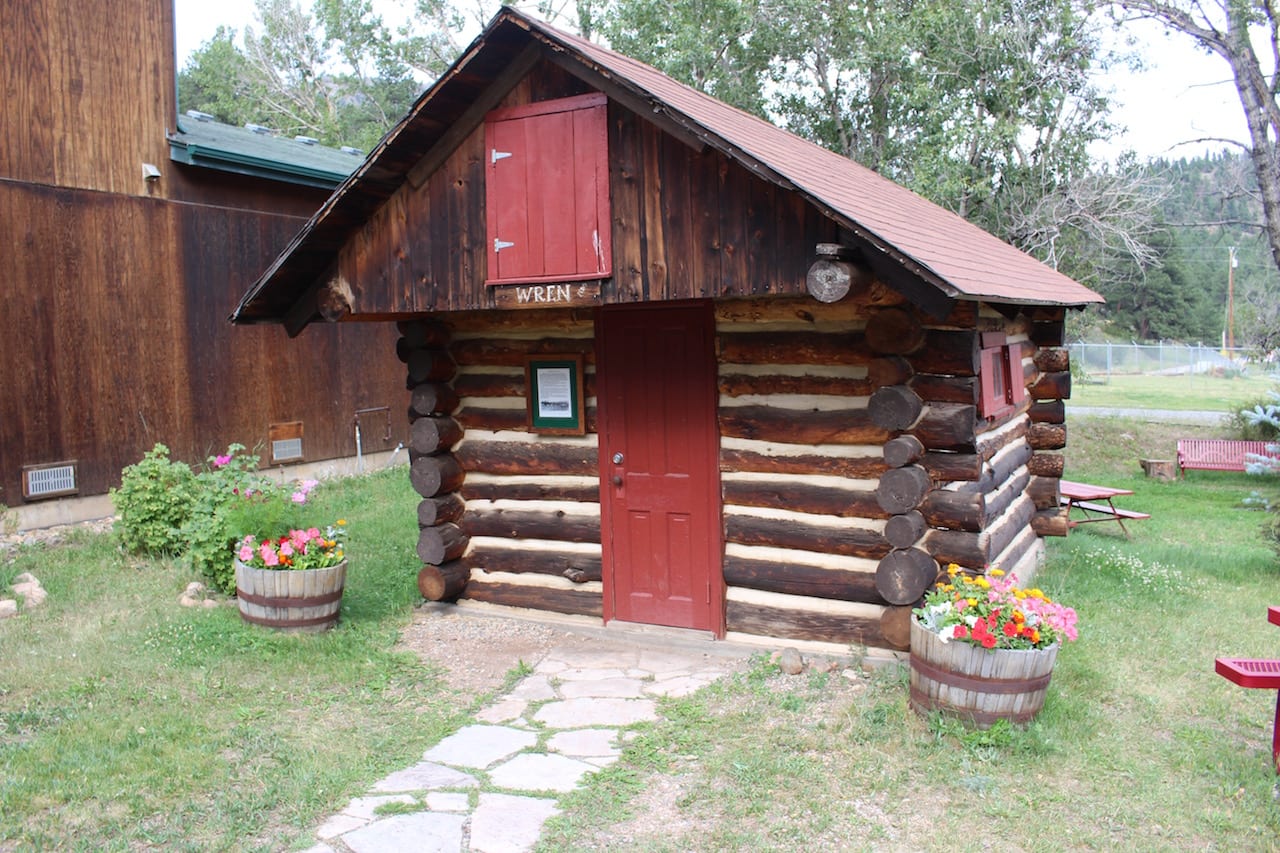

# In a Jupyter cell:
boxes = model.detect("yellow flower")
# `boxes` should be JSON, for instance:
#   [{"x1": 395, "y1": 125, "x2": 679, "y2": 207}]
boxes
[
  {"x1": 975, "y1": 577, "x2": 990, "y2": 589},
  {"x1": 988, "y1": 568, "x2": 1004, "y2": 577},
  {"x1": 947, "y1": 563, "x2": 960, "y2": 577},
  {"x1": 966, "y1": 597, "x2": 977, "y2": 607},
  {"x1": 336, "y1": 519, "x2": 347, "y2": 526}
]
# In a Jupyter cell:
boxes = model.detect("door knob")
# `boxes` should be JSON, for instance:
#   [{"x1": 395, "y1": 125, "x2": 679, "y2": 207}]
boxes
[
  {"x1": 612, "y1": 452, "x2": 624, "y2": 465},
  {"x1": 611, "y1": 475, "x2": 623, "y2": 486}
]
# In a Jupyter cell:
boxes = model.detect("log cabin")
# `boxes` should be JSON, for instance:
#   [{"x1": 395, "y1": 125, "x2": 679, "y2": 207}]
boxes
[
  {"x1": 0, "y1": 0, "x2": 407, "y2": 518},
  {"x1": 233, "y1": 7, "x2": 1102, "y2": 652}
]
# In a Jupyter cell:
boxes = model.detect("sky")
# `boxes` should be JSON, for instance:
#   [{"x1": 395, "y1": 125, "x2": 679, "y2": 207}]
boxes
[{"x1": 172, "y1": 0, "x2": 1252, "y2": 163}]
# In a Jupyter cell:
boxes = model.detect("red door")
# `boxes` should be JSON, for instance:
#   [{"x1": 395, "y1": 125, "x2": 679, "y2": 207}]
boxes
[{"x1": 597, "y1": 303, "x2": 723, "y2": 635}]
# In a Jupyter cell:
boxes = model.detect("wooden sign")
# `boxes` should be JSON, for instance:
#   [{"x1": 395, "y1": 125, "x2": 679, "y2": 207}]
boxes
[{"x1": 493, "y1": 280, "x2": 601, "y2": 309}]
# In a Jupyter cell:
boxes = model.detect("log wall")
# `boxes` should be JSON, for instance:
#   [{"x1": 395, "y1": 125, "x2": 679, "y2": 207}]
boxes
[
  {"x1": 427, "y1": 296, "x2": 1065, "y2": 651},
  {"x1": 438, "y1": 309, "x2": 604, "y2": 613}
]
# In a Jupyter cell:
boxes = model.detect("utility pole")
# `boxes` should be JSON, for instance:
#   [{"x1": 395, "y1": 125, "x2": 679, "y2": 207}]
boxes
[{"x1": 1227, "y1": 246, "x2": 1238, "y2": 351}]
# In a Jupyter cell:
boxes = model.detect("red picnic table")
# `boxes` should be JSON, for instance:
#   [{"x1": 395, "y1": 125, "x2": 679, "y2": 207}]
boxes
[
  {"x1": 1215, "y1": 607, "x2": 1280, "y2": 774},
  {"x1": 1059, "y1": 480, "x2": 1151, "y2": 537}
]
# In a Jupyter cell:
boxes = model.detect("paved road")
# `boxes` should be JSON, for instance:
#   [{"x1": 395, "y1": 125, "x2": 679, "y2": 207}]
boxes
[{"x1": 1065, "y1": 406, "x2": 1227, "y2": 426}]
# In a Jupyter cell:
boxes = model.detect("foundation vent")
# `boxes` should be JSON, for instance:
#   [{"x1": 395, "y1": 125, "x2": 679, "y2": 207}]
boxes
[
  {"x1": 269, "y1": 421, "x2": 304, "y2": 465},
  {"x1": 23, "y1": 461, "x2": 78, "y2": 500}
]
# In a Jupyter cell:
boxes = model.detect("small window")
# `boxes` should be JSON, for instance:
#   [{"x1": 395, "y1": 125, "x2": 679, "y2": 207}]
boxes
[
  {"x1": 980, "y1": 333, "x2": 1026, "y2": 419},
  {"x1": 485, "y1": 92, "x2": 611, "y2": 285}
]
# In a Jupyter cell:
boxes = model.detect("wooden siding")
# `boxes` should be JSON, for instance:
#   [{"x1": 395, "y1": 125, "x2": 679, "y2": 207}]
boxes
[
  {"x1": 1, "y1": 0, "x2": 175, "y2": 196},
  {"x1": 0, "y1": 180, "x2": 407, "y2": 501},
  {"x1": 333, "y1": 62, "x2": 838, "y2": 317}
]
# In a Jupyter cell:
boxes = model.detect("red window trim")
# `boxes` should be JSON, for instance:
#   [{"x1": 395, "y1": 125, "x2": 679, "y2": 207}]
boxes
[{"x1": 979, "y1": 333, "x2": 1025, "y2": 419}]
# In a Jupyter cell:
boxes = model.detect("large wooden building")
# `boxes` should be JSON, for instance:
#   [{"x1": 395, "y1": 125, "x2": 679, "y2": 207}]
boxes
[
  {"x1": 234, "y1": 8, "x2": 1102, "y2": 650},
  {"x1": 1, "y1": 0, "x2": 406, "y2": 516}
]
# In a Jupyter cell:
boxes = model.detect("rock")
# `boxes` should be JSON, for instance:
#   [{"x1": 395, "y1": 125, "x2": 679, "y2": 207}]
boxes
[
  {"x1": 201, "y1": 598, "x2": 219, "y2": 609},
  {"x1": 12, "y1": 581, "x2": 46, "y2": 608},
  {"x1": 777, "y1": 647, "x2": 805, "y2": 675},
  {"x1": 179, "y1": 595, "x2": 200, "y2": 608},
  {"x1": 183, "y1": 581, "x2": 206, "y2": 597},
  {"x1": 0, "y1": 599, "x2": 17, "y2": 619},
  {"x1": 14, "y1": 572, "x2": 38, "y2": 586}
]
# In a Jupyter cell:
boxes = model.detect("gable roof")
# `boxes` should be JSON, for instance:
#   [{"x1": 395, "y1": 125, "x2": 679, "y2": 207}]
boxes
[
  {"x1": 168, "y1": 112, "x2": 363, "y2": 189},
  {"x1": 232, "y1": 6, "x2": 1101, "y2": 327}
]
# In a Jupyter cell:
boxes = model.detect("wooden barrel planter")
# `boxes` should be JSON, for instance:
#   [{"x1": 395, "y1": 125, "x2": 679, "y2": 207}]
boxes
[
  {"x1": 908, "y1": 617, "x2": 1058, "y2": 728},
  {"x1": 234, "y1": 559, "x2": 347, "y2": 632}
]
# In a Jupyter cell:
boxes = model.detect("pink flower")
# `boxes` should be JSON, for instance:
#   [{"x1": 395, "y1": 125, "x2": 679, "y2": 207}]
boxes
[
  {"x1": 238, "y1": 545, "x2": 254, "y2": 562},
  {"x1": 214, "y1": 454, "x2": 232, "y2": 468},
  {"x1": 279, "y1": 541, "x2": 294, "y2": 557},
  {"x1": 259, "y1": 543, "x2": 279, "y2": 567},
  {"x1": 291, "y1": 491, "x2": 307, "y2": 504}
]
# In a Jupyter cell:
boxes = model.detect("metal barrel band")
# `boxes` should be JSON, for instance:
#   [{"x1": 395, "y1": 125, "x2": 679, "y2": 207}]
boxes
[
  {"x1": 911, "y1": 654, "x2": 1053, "y2": 695},
  {"x1": 909, "y1": 687, "x2": 1042, "y2": 726},
  {"x1": 238, "y1": 610, "x2": 338, "y2": 629},
  {"x1": 236, "y1": 588, "x2": 344, "y2": 609}
]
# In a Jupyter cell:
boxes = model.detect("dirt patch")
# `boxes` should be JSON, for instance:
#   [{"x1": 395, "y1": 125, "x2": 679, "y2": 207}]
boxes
[{"x1": 395, "y1": 604, "x2": 590, "y2": 700}]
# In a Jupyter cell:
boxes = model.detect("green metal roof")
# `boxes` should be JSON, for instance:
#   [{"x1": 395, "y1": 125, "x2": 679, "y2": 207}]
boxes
[{"x1": 167, "y1": 113, "x2": 363, "y2": 189}]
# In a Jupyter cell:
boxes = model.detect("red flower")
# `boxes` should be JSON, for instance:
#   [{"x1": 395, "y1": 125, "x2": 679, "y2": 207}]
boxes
[
  {"x1": 954, "y1": 625, "x2": 969, "y2": 640},
  {"x1": 981, "y1": 634, "x2": 997, "y2": 649},
  {"x1": 1003, "y1": 620, "x2": 1019, "y2": 637}
]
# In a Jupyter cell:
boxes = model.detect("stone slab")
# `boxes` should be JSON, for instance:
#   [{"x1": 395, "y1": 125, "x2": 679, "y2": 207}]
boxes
[
  {"x1": 508, "y1": 676, "x2": 557, "y2": 701},
  {"x1": 643, "y1": 674, "x2": 717, "y2": 698},
  {"x1": 533, "y1": 697, "x2": 658, "y2": 728},
  {"x1": 315, "y1": 814, "x2": 367, "y2": 840},
  {"x1": 546, "y1": 728, "x2": 620, "y2": 758},
  {"x1": 372, "y1": 761, "x2": 477, "y2": 793},
  {"x1": 470, "y1": 792, "x2": 561, "y2": 853},
  {"x1": 476, "y1": 698, "x2": 528, "y2": 724},
  {"x1": 342, "y1": 812, "x2": 466, "y2": 853},
  {"x1": 424, "y1": 725, "x2": 538, "y2": 769},
  {"x1": 553, "y1": 667, "x2": 628, "y2": 681},
  {"x1": 341, "y1": 794, "x2": 416, "y2": 821},
  {"x1": 425, "y1": 791, "x2": 471, "y2": 812},
  {"x1": 556, "y1": 678, "x2": 647, "y2": 699},
  {"x1": 487, "y1": 752, "x2": 598, "y2": 793}
]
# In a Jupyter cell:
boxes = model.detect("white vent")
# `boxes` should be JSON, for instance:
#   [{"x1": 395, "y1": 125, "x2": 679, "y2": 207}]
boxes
[
  {"x1": 23, "y1": 462, "x2": 78, "y2": 500},
  {"x1": 271, "y1": 437, "x2": 303, "y2": 464}
]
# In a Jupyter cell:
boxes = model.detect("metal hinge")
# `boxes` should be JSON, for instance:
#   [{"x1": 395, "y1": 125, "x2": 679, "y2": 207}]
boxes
[
  {"x1": 491, "y1": 149, "x2": 512, "y2": 164},
  {"x1": 494, "y1": 238, "x2": 515, "y2": 253}
]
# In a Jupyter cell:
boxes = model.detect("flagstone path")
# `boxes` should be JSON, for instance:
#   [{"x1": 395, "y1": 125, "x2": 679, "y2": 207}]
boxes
[{"x1": 302, "y1": 632, "x2": 752, "y2": 853}]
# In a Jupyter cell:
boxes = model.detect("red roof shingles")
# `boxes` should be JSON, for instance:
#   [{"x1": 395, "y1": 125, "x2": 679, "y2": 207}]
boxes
[{"x1": 530, "y1": 16, "x2": 1101, "y2": 306}]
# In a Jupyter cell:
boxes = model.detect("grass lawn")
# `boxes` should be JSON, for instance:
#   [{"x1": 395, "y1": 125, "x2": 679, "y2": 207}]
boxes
[
  {"x1": 1070, "y1": 370, "x2": 1277, "y2": 413},
  {"x1": 539, "y1": 416, "x2": 1280, "y2": 851},
  {"x1": 0, "y1": 469, "x2": 466, "y2": 851},
  {"x1": 5, "y1": 419, "x2": 1280, "y2": 850}
]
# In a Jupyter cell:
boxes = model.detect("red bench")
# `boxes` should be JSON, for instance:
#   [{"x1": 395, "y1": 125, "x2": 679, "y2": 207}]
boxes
[
  {"x1": 1177, "y1": 439, "x2": 1277, "y2": 476},
  {"x1": 1215, "y1": 606, "x2": 1280, "y2": 774}
]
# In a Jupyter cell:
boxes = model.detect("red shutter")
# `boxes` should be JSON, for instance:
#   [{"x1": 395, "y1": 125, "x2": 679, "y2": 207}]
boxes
[
  {"x1": 1005, "y1": 344, "x2": 1027, "y2": 405},
  {"x1": 485, "y1": 93, "x2": 611, "y2": 285},
  {"x1": 979, "y1": 347, "x2": 1002, "y2": 416}
]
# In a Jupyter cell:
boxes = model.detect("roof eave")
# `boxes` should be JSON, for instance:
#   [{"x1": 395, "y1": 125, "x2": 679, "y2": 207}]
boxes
[{"x1": 168, "y1": 136, "x2": 348, "y2": 189}]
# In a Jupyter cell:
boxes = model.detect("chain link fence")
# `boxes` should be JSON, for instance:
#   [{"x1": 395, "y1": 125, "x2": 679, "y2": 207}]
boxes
[{"x1": 1068, "y1": 342, "x2": 1260, "y2": 379}]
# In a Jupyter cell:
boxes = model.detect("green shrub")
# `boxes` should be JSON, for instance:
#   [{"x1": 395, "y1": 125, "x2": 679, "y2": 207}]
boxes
[
  {"x1": 1226, "y1": 388, "x2": 1280, "y2": 440},
  {"x1": 111, "y1": 444, "x2": 198, "y2": 554}
]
